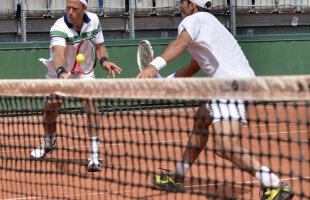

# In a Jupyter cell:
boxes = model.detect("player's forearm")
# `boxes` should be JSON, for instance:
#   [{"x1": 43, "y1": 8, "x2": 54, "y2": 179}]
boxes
[
  {"x1": 161, "y1": 40, "x2": 188, "y2": 63},
  {"x1": 161, "y1": 30, "x2": 191, "y2": 63},
  {"x1": 148, "y1": 31, "x2": 191, "y2": 73},
  {"x1": 175, "y1": 65, "x2": 196, "y2": 77},
  {"x1": 175, "y1": 67, "x2": 193, "y2": 77},
  {"x1": 175, "y1": 59, "x2": 200, "y2": 77},
  {"x1": 96, "y1": 43, "x2": 110, "y2": 67},
  {"x1": 52, "y1": 46, "x2": 66, "y2": 71},
  {"x1": 53, "y1": 54, "x2": 66, "y2": 71},
  {"x1": 96, "y1": 43, "x2": 109, "y2": 61}
]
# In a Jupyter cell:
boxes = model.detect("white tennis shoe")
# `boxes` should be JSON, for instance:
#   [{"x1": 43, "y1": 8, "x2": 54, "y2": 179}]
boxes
[
  {"x1": 30, "y1": 139, "x2": 57, "y2": 159},
  {"x1": 87, "y1": 155, "x2": 102, "y2": 172}
]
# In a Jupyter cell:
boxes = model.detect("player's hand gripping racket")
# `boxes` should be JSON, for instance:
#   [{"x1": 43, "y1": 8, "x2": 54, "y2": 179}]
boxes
[
  {"x1": 137, "y1": 40, "x2": 162, "y2": 78},
  {"x1": 67, "y1": 39, "x2": 97, "y2": 78}
]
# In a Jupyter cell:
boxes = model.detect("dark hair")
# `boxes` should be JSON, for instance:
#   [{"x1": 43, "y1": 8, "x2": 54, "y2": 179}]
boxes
[{"x1": 205, "y1": 1, "x2": 212, "y2": 8}]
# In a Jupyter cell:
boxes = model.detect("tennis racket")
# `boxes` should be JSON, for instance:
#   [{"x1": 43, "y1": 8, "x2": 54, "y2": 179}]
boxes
[
  {"x1": 137, "y1": 40, "x2": 162, "y2": 78},
  {"x1": 68, "y1": 39, "x2": 97, "y2": 78}
]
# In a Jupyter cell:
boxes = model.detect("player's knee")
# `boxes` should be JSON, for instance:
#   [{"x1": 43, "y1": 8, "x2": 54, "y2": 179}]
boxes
[
  {"x1": 193, "y1": 104, "x2": 212, "y2": 135},
  {"x1": 197, "y1": 104, "x2": 212, "y2": 121},
  {"x1": 214, "y1": 141, "x2": 230, "y2": 159},
  {"x1": 213, "y1": 135, "x2": 239, "y2": 158}
]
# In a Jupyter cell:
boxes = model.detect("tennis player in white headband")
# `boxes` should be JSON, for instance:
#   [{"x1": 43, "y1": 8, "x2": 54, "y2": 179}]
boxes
[{"x1": 32, "y1": 0, "x2": 122, "y2": 173}]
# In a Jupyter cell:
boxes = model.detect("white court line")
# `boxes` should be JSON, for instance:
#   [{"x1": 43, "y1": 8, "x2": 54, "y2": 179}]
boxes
[
  {"x1": 2, "y1": 197, "x2": 42, "y2": 200},
  {"x1": 2, "y1": 188, "x2": 136, "y2": 200},
  {"x1": 63, "y1": 189, "x2": 135, "y2": 199},
  {"x1": 5, "y1": 189, "x2": 136, "y2": 200},
  {"x1": 3, "y1": 131, "x2": 145, "y2": 143}
]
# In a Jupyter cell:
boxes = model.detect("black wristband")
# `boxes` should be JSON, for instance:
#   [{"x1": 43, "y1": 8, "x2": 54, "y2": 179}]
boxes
[
  {"x1": 99, "y1": 57, "x2": 108, "y2": 66},
  {"x1": 56, "y1": 67, "x2": 67, "y2": 78}
]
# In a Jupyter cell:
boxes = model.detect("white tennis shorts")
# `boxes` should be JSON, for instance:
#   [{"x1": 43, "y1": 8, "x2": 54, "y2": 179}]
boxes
[{"x1": 206, "y1": 99, "x2": 247, "y2": 124}]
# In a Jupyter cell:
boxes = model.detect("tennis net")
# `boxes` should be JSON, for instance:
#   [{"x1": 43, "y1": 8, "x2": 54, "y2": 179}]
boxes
[{"x1": 0, "y1": 76, "x2": 309, "y2": 200}]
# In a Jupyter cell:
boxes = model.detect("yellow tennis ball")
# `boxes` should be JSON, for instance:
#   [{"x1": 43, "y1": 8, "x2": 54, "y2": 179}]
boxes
[{"x1": 76, "y1": 53, "x2": 85, "y2": 63}]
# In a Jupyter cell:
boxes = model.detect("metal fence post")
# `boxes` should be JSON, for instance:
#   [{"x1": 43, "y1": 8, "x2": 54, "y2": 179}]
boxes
[
  {"x1": 20, "y1": 0, "x2": 27, "y2": 42},
  {"x1": 296, "y1": 0, "x2": 301, "y2": 12},
  {"x1": 230, "y1": 0, "x2": 236, "y2": 36},
  {"x1": 129, "y1": 0, "x2": 135, "y2": 39}
]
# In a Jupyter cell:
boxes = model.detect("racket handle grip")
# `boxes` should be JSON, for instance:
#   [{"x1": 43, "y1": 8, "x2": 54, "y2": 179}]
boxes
[{"x1": 156, "y1": 73, "x2": 162, "y2": 79}]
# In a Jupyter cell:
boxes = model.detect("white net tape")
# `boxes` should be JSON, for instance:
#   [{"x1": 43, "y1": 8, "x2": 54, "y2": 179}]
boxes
[{"x1": 0, "y1": 75, "x2": 309, "y2": 101}]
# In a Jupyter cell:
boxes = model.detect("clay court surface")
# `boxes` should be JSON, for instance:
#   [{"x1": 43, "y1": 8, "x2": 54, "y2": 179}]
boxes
[{"x1": 0, "y1": 103, "x2": 309, "y2": 200}]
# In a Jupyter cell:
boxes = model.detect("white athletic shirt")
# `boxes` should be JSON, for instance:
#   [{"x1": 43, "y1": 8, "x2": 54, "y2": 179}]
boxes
[
  {"x1": 40, "y1": 12, "x2": 104, "y2": 79},
  {"x1": 178, "y1": 12, "x2": 255, "y2": 78}
]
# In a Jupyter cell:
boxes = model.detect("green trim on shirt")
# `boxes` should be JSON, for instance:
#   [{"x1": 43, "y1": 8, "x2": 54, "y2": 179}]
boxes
[
  {"x1": 50, "y1": 31, "x2": 68, "y2": 39},
  {"x1": 66, "y1": 29, "x2": 100, "y2": 43}
]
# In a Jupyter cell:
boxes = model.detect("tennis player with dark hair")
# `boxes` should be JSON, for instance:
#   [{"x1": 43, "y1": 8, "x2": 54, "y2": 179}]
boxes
[
  {"x1": 31, "y1": 0, "x2": 122, "y2": 172},
  {"x1": 137, "y1": 0, "x2": 294, "y2": 199}
]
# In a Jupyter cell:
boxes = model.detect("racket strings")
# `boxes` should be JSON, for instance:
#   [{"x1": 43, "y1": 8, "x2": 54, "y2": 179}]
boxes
[
  {"x1": 138, "y1": 42, "x2": 153, "y2": 71},
  {"x1": 77, "y1": 41, "x2": 96, "y2": 74}
]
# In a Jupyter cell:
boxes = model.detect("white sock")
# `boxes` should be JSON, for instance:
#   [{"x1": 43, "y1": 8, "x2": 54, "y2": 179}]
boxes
[
  {"x1": 173, "y1": 160, "x2": 191, "y2": 177},
  {"x1": 45, "y1": 134, "x2": 56, "y2": 145},
  {"x1": 255, "y1": 166, "x2": 280, "y2": 187},
  {"x1": 91, "y1": 137, "x2": 100, "y2": 158}
]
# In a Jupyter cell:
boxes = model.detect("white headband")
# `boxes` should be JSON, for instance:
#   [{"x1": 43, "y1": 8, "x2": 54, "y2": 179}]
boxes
[{"x1": 80, "y1": 0, "x2": 88, "y2": 6}]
